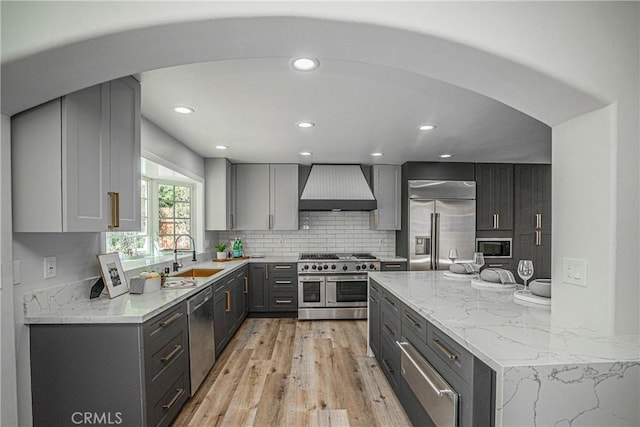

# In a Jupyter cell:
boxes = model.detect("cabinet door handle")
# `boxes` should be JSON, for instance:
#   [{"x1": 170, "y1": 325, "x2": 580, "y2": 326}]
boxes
[
  {"x1": 535, "y1": 230, "x2": 541, "y2": 246},
  {"x1": 383, "y1": 323, "x2": 396, "y2": 337},
  {"x1": 108, "y1": 192, "x2": 118, "y2": 228},
  {"x1": 162, "y1": 388, "x2": 184, "y2": 410},
  {"x1": 161, "y1": 344, "x2": 182, "y2": 363},
  {"x1": 159, "y1": 312, "x2": 183, "y2": 328},
  {"x1": 244, "y1": 276, "x2": 248, "y2": 293},
  {"x1": 492, "y1": 213, "x2": 496, "y2": 229},
  {"x1": 114, "y1": 192, "x2": 120, "y2": 228},
  {"x1": 275, "y1": 299, "x2": 292, "y2": 304},
  {"x1": 487, "y1": 264, "x2": 504, "y2": 268},
  {"x1": 265, "y1": 267, "x2": 269, "y2": 280},
  {"x1": 230, "y1": 213, "x2": 234, "y2": 229},
  {"x1": 385, "y1": 264, "x2": 402, "y2": 269},
  {"x1": 536, "y1": 213, "x2": 542, "y2": 229},
  {"x1": 432, "y1": 339, "x2": 458, "y2": 360},
  {"x1": 495, "y1": 213, "x2": 500, "y2": 229},
  {"x1": 268, "y1": 214, "x2": 273, "y2": 229},
  {"x1": 403, "y1": 313, "x2": 421, "y2": 329},
  {"x1": 369, "y1": 296, "x2": 378, "y2": 304},
  {"x1": 225, "y1": 291, "x2": 231, "y2": 312}
]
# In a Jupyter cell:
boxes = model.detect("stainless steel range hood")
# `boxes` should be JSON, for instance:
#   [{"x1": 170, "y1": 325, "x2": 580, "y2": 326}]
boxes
[{"x1": 299, "y1": 164, "x2": 377, "y2": 211}]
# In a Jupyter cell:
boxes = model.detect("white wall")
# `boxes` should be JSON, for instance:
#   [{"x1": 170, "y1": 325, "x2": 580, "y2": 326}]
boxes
[
  {"x1": 0, "y1": 114, "x2": 18, "y2": 426},
  {"x1": 552, "y1": 105, "x2": 616, "y2": 331}
]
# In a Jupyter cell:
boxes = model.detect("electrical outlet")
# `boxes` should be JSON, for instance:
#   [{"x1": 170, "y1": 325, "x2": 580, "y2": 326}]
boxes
[
  {"x1": 562, "y1": 257, "x2": 587, "y2": 286},
  {"x1": 44, "y1": 256, "x2": 56, "y2": 279}
]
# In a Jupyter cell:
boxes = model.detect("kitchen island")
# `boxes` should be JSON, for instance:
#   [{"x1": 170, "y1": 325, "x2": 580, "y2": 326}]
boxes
[{"x1": 368, "y1": 271, "x2": 640, "y2": 427}]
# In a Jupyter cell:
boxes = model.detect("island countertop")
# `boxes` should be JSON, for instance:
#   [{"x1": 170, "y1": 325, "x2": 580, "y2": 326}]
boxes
[{"x1": 368, "y1": 271, "x2": 639, "y2": 371}]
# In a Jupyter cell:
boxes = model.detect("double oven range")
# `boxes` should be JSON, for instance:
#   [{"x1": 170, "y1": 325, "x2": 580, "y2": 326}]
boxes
[{"x1": 298, "y1": 253, "x2": 380, "y2": 320}]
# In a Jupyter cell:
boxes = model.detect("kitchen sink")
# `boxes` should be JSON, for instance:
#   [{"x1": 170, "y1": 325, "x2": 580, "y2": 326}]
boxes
[{"x1": 173, "y1": 268, "x2": 223, "y2": 278}]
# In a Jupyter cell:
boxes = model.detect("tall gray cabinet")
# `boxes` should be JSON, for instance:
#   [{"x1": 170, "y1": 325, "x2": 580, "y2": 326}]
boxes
[
  {"x1": 514, "y1": 164, "x2": 552, "y2": 279},
  {"x1": 476, "y1": 163, "x2": 514, "y2": 231}
]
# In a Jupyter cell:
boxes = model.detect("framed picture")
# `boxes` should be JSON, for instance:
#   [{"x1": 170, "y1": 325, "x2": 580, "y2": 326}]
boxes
[{"x1": 97, "y1": 253, "x2": 129, "y2": 298}]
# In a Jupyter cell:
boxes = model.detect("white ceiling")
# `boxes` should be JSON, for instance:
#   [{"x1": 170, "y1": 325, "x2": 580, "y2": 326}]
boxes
[{"x1": 141, "y1": 57, "x2": 551, "y2": 165}]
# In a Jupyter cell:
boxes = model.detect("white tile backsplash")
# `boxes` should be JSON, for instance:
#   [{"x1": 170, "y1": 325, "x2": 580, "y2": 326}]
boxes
[{"x1": 219, "y1": 211, "x2": 395, "y2": 257}]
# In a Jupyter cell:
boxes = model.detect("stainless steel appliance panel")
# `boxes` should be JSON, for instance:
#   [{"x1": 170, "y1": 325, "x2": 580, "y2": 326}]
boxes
[
  {"x1": 409, "y1": 199, "x2": 436, "y2": 271},
  {"x1": 298, "y1": 276, "x2": 326, "y2": 308},
  {"x1": 398, "y1": 341, "x2": 459, "y2": 427},
  {"x1": 187, "y1": 287, "x2": 215, "y2": 395},
  {"x1": 325, "y1": 275, "x2": 368, "y2": 307},
  {"x1": 436, "y1": 199, "x2": 476, "y2": 269},
  {"x1": 409, "y1": 180, "x2": 476, "y2": 200},
  {"x1": 476, "y1": 238, "x2": 512, "y2": 258}
]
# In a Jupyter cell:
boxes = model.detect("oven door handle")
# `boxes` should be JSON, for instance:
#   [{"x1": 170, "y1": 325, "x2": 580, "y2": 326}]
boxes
[
  {"x1": 325, "y1": 276, "x2": 368, "y2": 282},
  {"x1": 299, "y1": 277, "x2": 325, "y2": 282}
]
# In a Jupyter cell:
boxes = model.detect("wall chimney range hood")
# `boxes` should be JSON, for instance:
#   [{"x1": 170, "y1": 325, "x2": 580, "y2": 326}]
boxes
[{"x1": 299, "y1": 164, "x2": 377, "y2": 211}]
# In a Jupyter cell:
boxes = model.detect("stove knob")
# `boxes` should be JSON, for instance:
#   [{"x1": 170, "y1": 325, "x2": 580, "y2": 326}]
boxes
[
  {"x1": 356, "y1": 265, "x2": 361, "y2": 270},
  {"x1": 331, "y1": 265, "x2": 336, "y2": 270},
  {"x1": 312, "y1": 265, "x2": 317, "y2": 270},
  {"x1": 323, "y1": 265, "x2": 329, "y2": 270},
  {"x1": 362, "y1": 264, "x2": 367, "y2": 270},
  {"x1": 342, "y1": 265, "x2": 348, "y2": 271},
  {"x1": 369, "y1": 264, "x2": 375, "y2": 270},
  {"x1": 303, "y1": 265, "x2": 309, "y2": 270}
]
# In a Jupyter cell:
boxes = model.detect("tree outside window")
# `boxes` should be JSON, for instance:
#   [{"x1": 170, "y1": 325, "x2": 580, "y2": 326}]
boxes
[{"x1": 158, "y1": 183, "x2": 193, "y2": 251}]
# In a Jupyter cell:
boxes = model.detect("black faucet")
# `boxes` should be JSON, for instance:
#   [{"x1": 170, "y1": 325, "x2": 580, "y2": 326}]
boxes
[{"x1": 173, "y1": 234, "x2": 197, "y2": 271}]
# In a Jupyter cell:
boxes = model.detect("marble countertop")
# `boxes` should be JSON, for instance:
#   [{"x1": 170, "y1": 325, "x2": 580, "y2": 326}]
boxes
[
  {"x1": 25, "y1": 259, "x2": 251, "y2": 325},
  {"x1": 368, "y1": 271, "x2": 639, "y2": 372}
]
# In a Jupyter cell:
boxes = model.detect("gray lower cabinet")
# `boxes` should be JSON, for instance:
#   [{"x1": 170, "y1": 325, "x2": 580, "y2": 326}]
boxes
[
  {"x1": 369, "y1": 279, "x2": 495, "y2": 427},
  {"x1": 30, "y1": 302, "x2": 189, "y2": 427},
  {"x1": 214, "y1": 266, "x2": 249, "y2": 357},
  {"x1": 248, "y1": 262, "x2": 298, "y2": 314}
]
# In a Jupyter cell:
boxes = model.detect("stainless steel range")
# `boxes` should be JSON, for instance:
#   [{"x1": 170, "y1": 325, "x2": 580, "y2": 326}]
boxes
[{"x1": 298, "y1": 253, "x2": 380, "y2": 320}]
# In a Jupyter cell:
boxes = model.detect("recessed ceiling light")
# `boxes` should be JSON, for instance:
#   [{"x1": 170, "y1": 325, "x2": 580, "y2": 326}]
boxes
[
  {"x1": 439, "y1": 154, "x2": 453, "y2": 159},
  {"x1": 215, "y1": 145, "x2": 228, "y2": 150},
  {"x1": 292, "y1": 58, "x2": 319, "y2": 71},
  {"x1": 174, "y1": 106, "x2": 194, "y2": 114},
  {"x1": 419, "y1": 124, "x2": 436, "y2": 131},
  {"x1": 370, "y1": 152, "x2": 384, "y2": 157},
  {"x1": 299, "y1": 152, "x2": 313, "y2": 156},
  {"x1": 296, "y1": 121, "x2": 315, "y2": 128}
]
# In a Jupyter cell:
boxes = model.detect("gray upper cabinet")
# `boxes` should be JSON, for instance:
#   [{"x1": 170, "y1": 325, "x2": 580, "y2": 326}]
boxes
[
  {"x1": 514, "y1": 164, "x2": 551, "y2": 231},
  {"x1": 235, "y1": 164, "x2": 298, "y2": 230},
  {"x1": 205, "y1": 158, "x2": 236, "y2": 230},
  {"x1": 371, "y1": 165, "x2": 401, "y2": 230},
  {"x1": 12, "y1": 77, "x2": 141, "y2": 232},
  {"x1": 476, "y1": 163, "x2": 514, "y2": 231}
]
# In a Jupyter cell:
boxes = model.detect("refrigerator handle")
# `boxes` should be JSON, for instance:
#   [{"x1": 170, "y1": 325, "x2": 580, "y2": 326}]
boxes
[
  {"x1": 430, "y1": 213, "x2": 435, "y2": 270},
  {"x1": 434, "y1": 213, "x2": 440, "y2": 270}
]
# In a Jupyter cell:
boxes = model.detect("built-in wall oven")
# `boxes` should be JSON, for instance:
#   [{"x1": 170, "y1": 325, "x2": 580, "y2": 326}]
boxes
[{"x1": 298, "y1": 253, "x2": 379, "y2": 320}]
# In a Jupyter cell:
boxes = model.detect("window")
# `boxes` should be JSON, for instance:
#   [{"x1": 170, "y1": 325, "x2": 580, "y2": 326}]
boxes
[
  {"x1": 158, "y1": 182, "x2": 193, "y2": 251},
  {"x1": 105, "y1": 158, "x2": 201, "y2": 260}
]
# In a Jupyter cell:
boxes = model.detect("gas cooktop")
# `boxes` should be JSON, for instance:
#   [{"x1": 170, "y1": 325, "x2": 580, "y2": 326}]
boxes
[
  {"x1": 298, "y1": 253, "x2": 380, "y2": 273},
  {"x1": 299, "y1": 253, "x2": 378, "y2": 261}
]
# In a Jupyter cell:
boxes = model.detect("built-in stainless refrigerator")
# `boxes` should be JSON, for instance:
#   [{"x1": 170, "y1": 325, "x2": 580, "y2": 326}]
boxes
[{"x1": 409, "y1": 180, "x2": 476, "y2": 271}]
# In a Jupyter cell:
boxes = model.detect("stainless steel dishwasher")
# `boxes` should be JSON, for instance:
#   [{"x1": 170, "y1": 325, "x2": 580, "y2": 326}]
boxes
[{"x1": 187, "y1": 286, "x2": 215, "y2": 395}]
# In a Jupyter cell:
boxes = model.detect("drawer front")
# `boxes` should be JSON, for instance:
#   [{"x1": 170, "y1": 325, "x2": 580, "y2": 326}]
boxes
[
  {"x1": 213, "y1": 277, "x2": 227, "y2": 294},
  {"x1": 427, "y1": 323, "x2": 473, "y2": 385},
  {"x1": 144, "y1": 302, "x2": 187, "y2": 351},
  {"x1": 380, "y1": 289, "x2": 401, "y2": 317},
  {"x1": 269, "y1": 263, "x2": 296, "y2": 278},
  {"x1": 381, "y1": 303, "x2": 401, "y2": 343},
  {"x1": 148, "y1": 367, "x2": 189, "y2": 427},
  {"x1": 401, "y1": 305, "x2": 428, "y2": 342},
  {"x1": 369, "y1": 280, "x2": 381, "y2": 296},
  {"x1": 268, "y1": 293, "x2": 297, "y2": 311},
  {"x1": 379, "y1": 333, "x2": 401, "y2": 392},
  {"x1": 270, "y1": 277, "x2": 296, "y2": 291},
  {"x1": 147, "y1": 328, "x2": 188, "y2": 382},
  {"x1": 381, "y1": 262, "x2": 407, "y2": 271}
]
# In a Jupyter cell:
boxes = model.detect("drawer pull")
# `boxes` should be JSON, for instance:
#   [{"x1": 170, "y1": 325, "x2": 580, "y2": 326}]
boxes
[
  {"x1": 274, "y1": 265, "x2": 292, "y2": 270},
  {"x1": 383, "y1": 296, "x2": 396, "y2": 306},
  {"x1": 432, "y1": 339, "x2": 458, "y2": 360},
  {"x1": 225, "y1": 291, "x2": 231, "y2": 312},
  {"x1": 244, "y1": 276, "x2": 248, "y2": 293},
  {"x1": 159, "y1": 312, "x2": 183, "y2": 328},
  {"x1": 369, "y1": 296, "x2": 378, "y2": 304},
  {"x1": 382, "y1": 358, "x2": 394, "y2": 374},
  {"x1": 383, "y1": 323, "x2": 396, "y2": 337},
  {"x1": 385, "y1": 264, "x2": 402, "y2": 269},
  {"x1": 275, "y1": 280, "x2": 292, "y2": 284},
  {"x1": 275, "y1": 299, "x2": 292, "y2": 304},
  {"x1": 403, "y1": 313, "x2": 421, "y2": 328},
  {"x1": 161, "y1": 344, "x2": 182, "y2": 363},
  {"x1": 162, "y1": 388, "x2": 184, "y2": 410}
]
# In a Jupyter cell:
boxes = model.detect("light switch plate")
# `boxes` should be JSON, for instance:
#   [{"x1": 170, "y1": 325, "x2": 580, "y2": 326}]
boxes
[{"x1": 562, "y1": 257, "x2": 587, "y2": 286}]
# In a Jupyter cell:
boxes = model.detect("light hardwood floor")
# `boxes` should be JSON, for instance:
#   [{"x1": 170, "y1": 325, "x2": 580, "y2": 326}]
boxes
[{"x1": 173, "y1": 318, "x2": 411, "y2": 427}]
